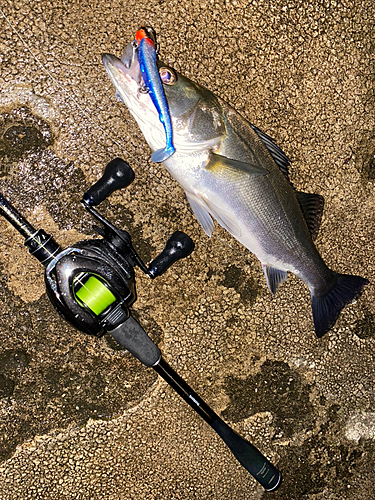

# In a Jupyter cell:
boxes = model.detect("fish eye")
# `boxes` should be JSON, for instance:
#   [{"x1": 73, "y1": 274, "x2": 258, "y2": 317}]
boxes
[{"x1": 159, "y1": 67, "x2": 177, "y2": 85}]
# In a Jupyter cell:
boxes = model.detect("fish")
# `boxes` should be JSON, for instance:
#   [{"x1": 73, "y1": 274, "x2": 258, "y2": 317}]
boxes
[
  {"x1": 101, "y1": 34, "x2": 369, "y2": 337},
  {"x1": 134, "y1": 26, "x2": 175, "y2": 163}
]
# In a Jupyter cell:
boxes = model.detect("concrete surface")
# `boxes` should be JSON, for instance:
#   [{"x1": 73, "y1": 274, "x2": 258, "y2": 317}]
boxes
[{"x1": 0, "y1": 0, "x2": 374, "y2": 498}]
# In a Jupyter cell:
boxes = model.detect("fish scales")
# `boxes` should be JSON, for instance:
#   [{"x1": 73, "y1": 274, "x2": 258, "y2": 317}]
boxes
[
  {"x1": 166, "y1": 98, "x2": 327, "y2": 286},
  {"x1": 102, "y1": 31, "x2": 368, "y2": 337}
]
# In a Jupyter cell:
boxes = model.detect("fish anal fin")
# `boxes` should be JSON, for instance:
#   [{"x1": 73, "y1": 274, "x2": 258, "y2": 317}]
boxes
[
  {"x1": 185, "y1": 191, "x2": 214, "y2": 237},
  {"x1": 206, "y1": 153, "x2": 268, "y2": 177},
  {"x1": 262, "y1": 265, "x2": 288, "y2": 295},
  {"x1": 296, "y1": 191, "x2": 325, "y2": 239}
]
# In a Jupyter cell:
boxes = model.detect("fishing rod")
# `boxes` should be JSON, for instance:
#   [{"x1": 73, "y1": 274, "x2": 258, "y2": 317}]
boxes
[{"x1": 0, "y1": 158, "x2": 281, "y2": 491}]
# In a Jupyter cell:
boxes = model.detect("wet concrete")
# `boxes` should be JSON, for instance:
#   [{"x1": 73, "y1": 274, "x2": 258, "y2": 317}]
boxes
[{"x1": 0, "y1": 0, "x2": 374, "y2": 499}]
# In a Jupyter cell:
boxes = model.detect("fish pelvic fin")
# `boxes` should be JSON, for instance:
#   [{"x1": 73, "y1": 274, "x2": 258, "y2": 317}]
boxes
[
  {"x1": 311, "y1": 273, "x2": 369, "y2": 337},
  {"x1": 151, "y1": 146, "x2": 175, "y2": 163},
  {"x1": 185, "y1": 191, "x2": 215, "y2": 237},
  {"x1": 185, "y1": 190, "x2": 242, "y2": 238},
  {"x1": 295, "y1": 191, "x2": 325, "y2": 240},
  {"x1": 262, "y1": 265, "x2": 288, "y2": 295}
]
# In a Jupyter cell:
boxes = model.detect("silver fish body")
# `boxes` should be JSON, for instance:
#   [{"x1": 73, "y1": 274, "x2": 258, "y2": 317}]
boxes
[{"x1": 102, "y1": 40, "x2": 368, "y2": 337}]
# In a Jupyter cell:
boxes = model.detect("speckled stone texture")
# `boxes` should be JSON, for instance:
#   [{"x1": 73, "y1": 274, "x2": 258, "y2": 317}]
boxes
[{"x1": 0, "y1": 1, "x2": 374, "y2": 499}]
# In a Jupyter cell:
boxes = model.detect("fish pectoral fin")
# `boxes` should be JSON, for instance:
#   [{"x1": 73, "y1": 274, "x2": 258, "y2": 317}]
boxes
[
  {"x1": 262, "y1": 264, "x2": 288, "y2": 295},
  {"x1": 295, "y1": 191, "x2": 325, "y2": 240},
  {"x1": 185, "y1": 191, "x2": 215, "y2": 237},
  {"x1": 205, "y1": 153, "x2": 268, "y2": 177}
]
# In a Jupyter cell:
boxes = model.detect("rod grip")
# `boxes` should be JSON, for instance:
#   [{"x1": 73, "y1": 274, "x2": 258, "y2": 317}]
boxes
[
  {"x1": 153, "y1": 359, "x2": 281, "y2": 491},
  {"x1": 108, "y1": 315, "x2": 161, "y2": 367},
  {"x1": 211, "y1": 418, "x2": 281, "y2": 491}
]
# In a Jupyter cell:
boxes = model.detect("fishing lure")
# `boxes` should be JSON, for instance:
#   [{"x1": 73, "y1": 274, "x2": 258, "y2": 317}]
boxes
[{"x1": 135, "y1": 27, "x2": 175, "y2": 162}]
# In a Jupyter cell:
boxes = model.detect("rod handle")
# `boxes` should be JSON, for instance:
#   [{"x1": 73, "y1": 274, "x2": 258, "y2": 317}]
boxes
[
  {"x1": 211, "y1": 418, "x2": 281, "y2": 491},
  {"x1": 108, "y1": 315, "x2": 161, "y2": 367},
  {"x1": 153, "y1": 359, "x2": 282, "y2": 491}
]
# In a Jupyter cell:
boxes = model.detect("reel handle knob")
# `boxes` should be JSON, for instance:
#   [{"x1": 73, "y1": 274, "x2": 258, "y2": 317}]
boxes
[
  {"x1": 148, "y1": 231, "x2": 194, "y2": 278},
  {"x1": 83, "y1": 158, "x2": 135, "y2": 206}
]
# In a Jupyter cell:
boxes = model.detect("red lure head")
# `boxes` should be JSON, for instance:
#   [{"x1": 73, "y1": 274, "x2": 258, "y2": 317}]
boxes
[
  {"x1": 135, "y1": 26, "x2": 159, "y2": 53},
  {"x1": 135, "y1": 26, "x2": 157, "y2": 49}
]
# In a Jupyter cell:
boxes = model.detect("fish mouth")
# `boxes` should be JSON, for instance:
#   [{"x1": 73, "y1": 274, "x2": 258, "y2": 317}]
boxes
[
  {"x1": 102, "y1": 40, "x2": 143, "y2": 94},
  {"x1": 102, "y1": 53, "x2": 134, "y2": 86},
  {"x1": 102, "y1": 48, "x2": 167, "y2": 154},
  {"x1": 101, "y1": 52, "x2": 120, "y2": 68},
  {"x1": 120, "y1": 40, "x2": 139, "y2": 69},
  {"x1": 101, "y1": 45, "x2": 135, "y2": 74},
  {"x1": 101, "y1": 51, "x2": 144, "y2": 108}
]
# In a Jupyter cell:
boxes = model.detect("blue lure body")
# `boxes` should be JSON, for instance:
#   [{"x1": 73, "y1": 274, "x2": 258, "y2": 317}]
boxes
[{"x1": 136, "y1": 29, "x2": 175, "y2": 162}]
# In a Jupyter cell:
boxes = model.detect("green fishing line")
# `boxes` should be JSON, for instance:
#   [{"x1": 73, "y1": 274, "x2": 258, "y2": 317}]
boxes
[{"x1": 75, "y1": 276, "x2": 116, "y2": 315}]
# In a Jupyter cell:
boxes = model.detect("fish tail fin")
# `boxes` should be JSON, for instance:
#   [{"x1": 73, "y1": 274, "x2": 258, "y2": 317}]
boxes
[
  {"x1": 151, "y1": 146, "x2": 175, "y2": 163},
  {"x1": 311, "y1": 273, "x2": 368, "y2": 337}
]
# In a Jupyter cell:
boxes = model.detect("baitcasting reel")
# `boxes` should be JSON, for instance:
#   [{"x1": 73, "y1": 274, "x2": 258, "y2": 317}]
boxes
[
  {"x1": 5, "y1": 158, "x2": 193, "y2": 340},
  {"x1": 1, "y1": 158, "x2": 194, "y2": 354},
  {"x1": 0, "y1": 158, "x2": 281, "y2": 491}
]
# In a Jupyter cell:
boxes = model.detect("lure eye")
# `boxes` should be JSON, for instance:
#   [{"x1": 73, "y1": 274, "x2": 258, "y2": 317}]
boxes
[{"x1": 159, "y1": 67, "x2": 177, "y2": 85}]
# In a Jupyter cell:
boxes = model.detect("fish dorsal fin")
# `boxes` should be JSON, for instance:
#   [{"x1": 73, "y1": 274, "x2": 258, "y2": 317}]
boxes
[
  {"x1": 251, "y1": 125, "x2": 291, "y2": 182},
  {"x1": 262, "y1": 264, "x2": 288, "y2": 295},
  {"x1": 251, "y1": 125, "x2": 325, "y2": 239},
  {"x1": 206, "y1": 153, "x2": 268, "y2": 177},
  {"x1": 295, "y1": 191, "x2": 325, "y2": 239},
  {"x1": 185, "y1": 191, "x2": 215, "y2": 237}
]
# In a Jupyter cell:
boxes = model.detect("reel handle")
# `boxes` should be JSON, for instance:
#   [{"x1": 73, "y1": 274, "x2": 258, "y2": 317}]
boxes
[
  {"x1": 148, "y1": 231, "x2": 194, "y2": 278},
  {"x1": 83, "y1": 158, "x2": 135, "y2": 206}
]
